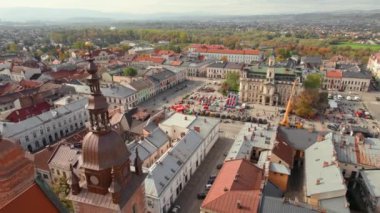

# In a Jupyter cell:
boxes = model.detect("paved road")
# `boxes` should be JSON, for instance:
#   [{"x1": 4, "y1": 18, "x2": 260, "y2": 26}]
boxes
[
  {"x1": 138, "y1": 80, "x2": 205, "y2": 112},
  {"x1": 173, "y1": 137, "x2": 235, "y2": 213}
]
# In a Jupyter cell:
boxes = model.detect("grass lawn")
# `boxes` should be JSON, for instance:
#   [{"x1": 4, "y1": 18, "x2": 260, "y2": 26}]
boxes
[{"x1": 334, "y1": 42, "x2": 380, "y2": 51}]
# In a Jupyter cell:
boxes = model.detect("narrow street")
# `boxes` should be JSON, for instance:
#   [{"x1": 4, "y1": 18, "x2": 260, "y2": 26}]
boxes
[{"x1": 173, "y1": 137, "x2": 235, "y2": 213}]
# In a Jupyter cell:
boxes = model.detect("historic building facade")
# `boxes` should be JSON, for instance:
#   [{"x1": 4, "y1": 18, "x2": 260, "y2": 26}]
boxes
[{"x1": 239, "y1": 55, "x2": 302, "y2": 106}]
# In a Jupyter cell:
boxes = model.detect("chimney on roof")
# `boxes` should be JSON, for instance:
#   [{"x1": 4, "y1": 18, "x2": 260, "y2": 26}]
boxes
[
  {"x1": 46, "y1": 145, "x2": 53, "y2": 151},
  {"x1": 237, "y1": 200, "x2": 242, "y2": 209},
  {"x1": 204, "y1": 118, "x2": 207, "y2": 123},
  {"x1": 323, "y1": 161, "x2": 329, "y2": 167},
  {"x1": 184, "y1": 116, "x2": 187, "y2": 120},
  {"x1": 244, "y1": 135, "x2": 247, "y2": 141},
  {"x1": 193, "y1": 126, "x2": 200, "y2": 133},
  {"x1": 316, "y1": 178, "x2": 322, "y2": 185}
]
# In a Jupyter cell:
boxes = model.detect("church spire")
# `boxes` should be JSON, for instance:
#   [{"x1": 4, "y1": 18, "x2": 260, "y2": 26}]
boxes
[
  {"x1": 85, "y1": 51, "x2": 111, "y2": 133},
  {"x1": 134, "y1": 148, "x2": 143, "y2": 175}
]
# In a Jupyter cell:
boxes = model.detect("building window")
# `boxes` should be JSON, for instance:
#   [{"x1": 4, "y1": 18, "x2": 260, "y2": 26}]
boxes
[
  {"x1": 33, "y1": 132, "x2": 37, "y2": 138},
  {"x1": 132, "y1": 204, "x2": 138, "y2": 213}
]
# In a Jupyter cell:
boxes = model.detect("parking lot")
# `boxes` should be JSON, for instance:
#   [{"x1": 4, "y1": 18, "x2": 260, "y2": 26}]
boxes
[{"x1": 323, "y1": 92, "x2": 380, "y2": 137}]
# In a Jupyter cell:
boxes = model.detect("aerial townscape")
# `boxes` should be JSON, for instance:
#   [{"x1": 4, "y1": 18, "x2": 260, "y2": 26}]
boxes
[{"x1": 1, "y1": 1, "x2": 380, "y2": 213}]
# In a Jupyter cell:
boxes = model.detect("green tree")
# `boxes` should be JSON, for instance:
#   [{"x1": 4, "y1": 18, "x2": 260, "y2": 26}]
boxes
[
  {"x1": 72, "y1": 41, "x2": 86, "y2": 49},
  {"x1": 52, "y1": 177, "x2": 73, "y2": 212},
  {"x1": 219, "y1": 73, "x2": 240, "y2": 95},
  {"x1": 123, "y1": 67, "x2": 137, "y2": 77},
  {"x1": 303, "y1": 73, "x2": 322, "y2": 89}
]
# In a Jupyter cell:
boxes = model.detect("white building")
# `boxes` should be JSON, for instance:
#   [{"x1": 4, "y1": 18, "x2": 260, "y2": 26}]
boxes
[
  {"x1": 48, "y1": 143, "x2": 82, "y2": 184},
  {"x1": 144, "y1": 130, "x2": 203, "y2": 213},
  {"x1": 305, "y1": 132, "x2": 349, "y2": 213},
  {"x1": 0, "y1": 97, "x2": 88, "y2": 153},
  {"x1": 66, "y1": 83, "x2": 137, "y2": 111},
  {"x1": 11, "y1": 66, "x2": 42, "y2": 82},
  {"x1": 225, "y1": 122, "x2": 277, "y2": 161},
  {"x1": 206, "y1": 61, "x2": 245, "y2": 79},
  {"x1": 191, "y1": 48, "x2": 261, "y2": 64},
  {"x1": 145, "y1": 113, "x2": 220, "y2": 212},
  {"x1": 368, "y1": 53, "x2": 380, "y2": 79}
]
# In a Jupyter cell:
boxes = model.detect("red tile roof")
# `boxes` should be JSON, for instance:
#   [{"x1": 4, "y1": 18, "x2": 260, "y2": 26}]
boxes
[
  {"x1": 6, "y1": 101, "x2": 51, "y2": 122},
  {"x1": 133, "y1": 55, "x2": 165, "y2": 64},
  {"x1": 326, "y1": 70, "x2": 343, "y2": 78},
  {"x1": 19, "y1": 79, "x2": 43, "y2": 89},
  {"x1": 33, "y1": 144, "x2": 60, "y2": 172},
  {"x1": 1, "y1": 183, "x2": 59, "y2": 213},
  {"x1": 201, "y1": 159, "x2": 263, "y2": 213},
  {"x1": 170, "y1": 60, "x2": 183, "y2": 66},
  {"x1": 45, "y1": 70, "x2": 89, "y2": 81},
  {"x1": 154, "y1": 50, "x2": 175, "y2": 56},
  {"x1": 272, "y1": 137, "x2": 295, "y2": 168},
  {"x1": 0, "y1": 83, "x2": 23, "y2": 96}
]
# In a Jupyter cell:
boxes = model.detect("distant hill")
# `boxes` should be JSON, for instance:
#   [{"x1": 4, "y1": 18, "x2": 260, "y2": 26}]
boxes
[{"x1": 0, "y1": 7, "x2": 379, "y2": 24}]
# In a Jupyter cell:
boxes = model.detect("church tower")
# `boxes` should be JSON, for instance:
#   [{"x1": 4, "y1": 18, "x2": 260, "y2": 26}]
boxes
[
  {"x1": 266, "y1": 51, "x2": 276, "y2": 83},
  {"x1": 68, "y1": 50, "x2": 146, "y2": 213}
]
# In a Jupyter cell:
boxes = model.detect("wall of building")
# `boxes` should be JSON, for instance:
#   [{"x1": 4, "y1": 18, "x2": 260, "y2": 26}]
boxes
[
  {"x1": 269, "y1": 171, "x2": 288, "y2": 192},
  {"x1": 4, "y1": 105, "x2": 88, "y2": 153}
]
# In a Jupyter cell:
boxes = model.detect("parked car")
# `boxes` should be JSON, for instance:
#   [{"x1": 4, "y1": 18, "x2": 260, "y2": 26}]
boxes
[
  {"x1": 216, "y1": 163, "x2": 223, "y2": 169},
  {"x1": 197, "y1": 192, "x2": 207, "y2": 200},
  {"x1": 209, "y1": 175, "x2": 217, "y2": 180},
  {"x1": 327, "y1": 123, "x2": 339, "y2": 131},
  {"x1": 171, "y1": 205, "x2": 181, "y2": 213},
  {"x1": 205, "y1": 184, "x2": 212, "y2": 191},
  {"x1": 207, "y1": 179, "x2": 215, "y2": 185}
]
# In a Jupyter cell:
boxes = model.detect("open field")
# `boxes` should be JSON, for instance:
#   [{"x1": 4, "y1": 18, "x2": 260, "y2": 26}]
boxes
[{"x1": 333, "y1": 42, "x2": 380, "y2": 51}]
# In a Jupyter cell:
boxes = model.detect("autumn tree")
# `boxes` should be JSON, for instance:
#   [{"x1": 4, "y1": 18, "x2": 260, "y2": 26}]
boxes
[
  {"x1": 221, "y1": 56, "x2": 228, "y2": 62},
  {"x1": 52, "y1": 177, "x2": 73, "y2": 212}
]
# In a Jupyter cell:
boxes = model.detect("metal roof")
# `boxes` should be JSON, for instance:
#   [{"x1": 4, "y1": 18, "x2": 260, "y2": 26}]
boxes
[
  {"x1": 226, "y1": 123, "x2": 277, "y2": 161},
  {"x1": 305, "y1": 133, "x2": 346, "y2": 196},
  {"x1": 160, "y1": 113, "x2": 196, "y2": 129},
  {"x1": 333, "y1": 134, "x2": 380, "y2": 168},
  {"x1": 145, "y1": 127, "x2": 170, "y2": 148},
  {"x1": 67, "y1": 83, "x2": 136, "y2": 98},
  {"x1": 0, "y1": 98, "x2": 87, "y2": 137},
  {"x1": 188, "y1": 117, "x2": 219, "y2": 140},
  {"x1": 270, "y1": 162, "x2": 291, "y2": 175},
  {"x1": 48, "y1": 144, "x2": 81, "y2": 170},
  {"x1": 144, "y1": 130, "x2": 202, "y2": 198},
  {"x1": 259, "y1": 196, "x2": 318, "y2": 213},
  {"x1": 360, "y1": 170, "x2": 380, "y2": 197},
  {"x1": 277, "y1": 127, "x2": 319, "y2": 151},
  {"x1": 319, "y1": 197, "x2": 350, "y2": 213}
]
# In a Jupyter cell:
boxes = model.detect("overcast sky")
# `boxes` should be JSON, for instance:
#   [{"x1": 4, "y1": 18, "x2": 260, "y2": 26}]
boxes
[{"x1": 1, "y1": 0, "x2": 379, "y2": 15}]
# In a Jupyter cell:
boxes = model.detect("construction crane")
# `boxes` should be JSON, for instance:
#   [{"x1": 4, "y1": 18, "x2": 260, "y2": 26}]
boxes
[{"x1": 279, "y1": 78, "x2": 302, "y2": 128}]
